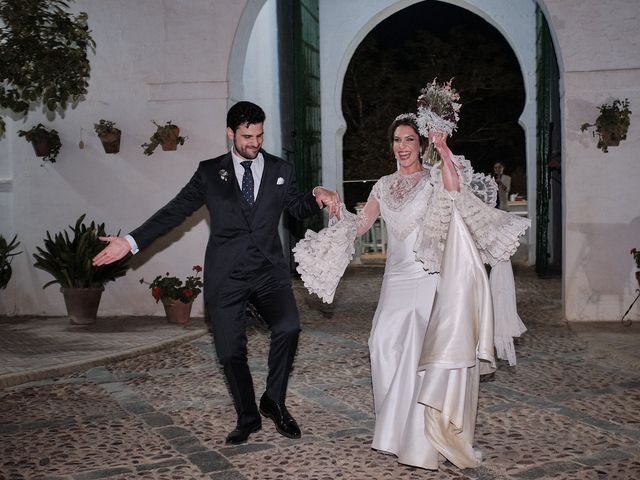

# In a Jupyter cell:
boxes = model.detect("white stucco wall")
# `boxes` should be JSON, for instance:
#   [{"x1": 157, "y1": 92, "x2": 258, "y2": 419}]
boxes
[
  {"x1": 542, "y1": 0, "x2": 640, "y2": 321},
  {"x1": 319, "y1": 0, "x2": 538, "y2": 263},
  {"x1": 0, "y1": 0, "x2": 252, "y2": 316}
]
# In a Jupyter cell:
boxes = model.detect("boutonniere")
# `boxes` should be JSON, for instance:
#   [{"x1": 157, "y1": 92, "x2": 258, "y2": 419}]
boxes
[
  {"x1": 219, "y1": 169, "x2": 229, "y2": 182},
  {"x1": 276, "y1": 177, "x2": 285, "y2": 185}
]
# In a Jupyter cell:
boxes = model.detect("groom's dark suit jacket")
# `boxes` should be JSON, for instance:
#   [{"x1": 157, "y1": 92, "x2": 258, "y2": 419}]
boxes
[{"x1": 130, "y1": 150, "x2": 320, "y2": 307}]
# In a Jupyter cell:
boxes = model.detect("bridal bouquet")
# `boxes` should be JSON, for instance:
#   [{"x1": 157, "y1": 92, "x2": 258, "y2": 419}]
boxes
[
  {"x1": 416, "y1": 78, "x2": 461, "y2": 136},
  {"x1": 416, "y1": 78, "x2": 461, "y2": 165}
]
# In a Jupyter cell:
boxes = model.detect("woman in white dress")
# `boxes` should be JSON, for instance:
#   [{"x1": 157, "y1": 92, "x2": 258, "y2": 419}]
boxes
[{"x1": 294, "y1": 97, "x2": 529, "y2": 470}]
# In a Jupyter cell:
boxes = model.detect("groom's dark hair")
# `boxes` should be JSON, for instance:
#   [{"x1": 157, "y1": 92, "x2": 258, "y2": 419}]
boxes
[{"x1": 227, "y1": 101, "x2": 265, "y2": 132}]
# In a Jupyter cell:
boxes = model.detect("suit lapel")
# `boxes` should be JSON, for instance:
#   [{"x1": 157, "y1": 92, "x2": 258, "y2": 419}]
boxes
[{"x1": 218, "y1": 153, "x2": 242, "y2": 200}]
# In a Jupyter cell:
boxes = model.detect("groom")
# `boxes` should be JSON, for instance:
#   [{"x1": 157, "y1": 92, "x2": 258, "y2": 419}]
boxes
[{"x1": 93, "y1": 101, "x2": 340, "y2": 444}]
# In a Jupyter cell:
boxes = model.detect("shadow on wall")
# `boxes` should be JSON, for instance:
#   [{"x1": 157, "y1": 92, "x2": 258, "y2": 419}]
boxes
[
  {"x1": 128, "y1": 207, "x2": 209, "y2": 271},
  {"x1": 570, "y1": 216, "x2": 640, "y2": 313}
]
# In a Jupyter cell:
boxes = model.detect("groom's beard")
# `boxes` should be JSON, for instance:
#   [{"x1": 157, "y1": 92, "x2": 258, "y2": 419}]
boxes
[{"x1": 234, "y1": 142, "x2": 261, "y2": 160}]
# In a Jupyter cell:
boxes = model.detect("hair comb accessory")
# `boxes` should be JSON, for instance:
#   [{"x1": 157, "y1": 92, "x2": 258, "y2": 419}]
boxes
[{"x1": 394, "y1": 112, "x2": 418, "y2": 123}]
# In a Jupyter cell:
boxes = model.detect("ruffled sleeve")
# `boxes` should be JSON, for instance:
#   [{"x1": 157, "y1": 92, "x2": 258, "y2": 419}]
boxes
[
  {"x1": 292, "y1": 205, "x2": 359, "y2": 303},
  {"x1": 455, "y1": 187, "x2": 531, "y2": 266},
  {"x1": 414, "y1": 156, "x2": 530, "y2": 272}
]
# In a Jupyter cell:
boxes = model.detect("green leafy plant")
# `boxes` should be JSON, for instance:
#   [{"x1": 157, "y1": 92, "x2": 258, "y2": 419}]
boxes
[
  {"x1": 0, "y1": 0, "x2": 95, "y2": 136},
  {"x1": 580, "y1": 98, "x2": 632, "y2": 153},
  {"x1": 0, "y1": 235, "x2": 22, "y2": 290},
  {"x1": 93, "y1": 119, "x2": 120, "y2": 138},
  {"x1": 94, "y1": 119, "x2": 121, "y2": 153},
  {"x1": 33, "y1": 214, "x2": 130, "y2": 289},
  {"x1": 140, "y1": 265, "x2": 203, "y2": 304},
  {"x1": 632, "y1": 248, "x2": 640, "y2": 270},
  {"x1": 18, "y1": 124, "x2": 62, "y2": 162},
  {"x1": 142, "y1": 121, "x2": 186, "y2": 156}
]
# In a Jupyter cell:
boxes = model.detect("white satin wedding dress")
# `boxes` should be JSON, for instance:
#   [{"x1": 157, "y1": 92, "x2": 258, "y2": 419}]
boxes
[{"x1": 293, "y1": 161, "x2": 529, "y2": 470}]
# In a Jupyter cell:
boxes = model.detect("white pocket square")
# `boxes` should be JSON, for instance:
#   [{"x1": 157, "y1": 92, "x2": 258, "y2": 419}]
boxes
[{"x1": 276, "y1": 177, "x2": 285, "y2": 185}]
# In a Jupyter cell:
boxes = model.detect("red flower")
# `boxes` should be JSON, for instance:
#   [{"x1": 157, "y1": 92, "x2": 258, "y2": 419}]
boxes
[
  {"x1": 183, "y1": 288, "x2": 193, "y2": 298},
  {"x1": 151, "y1": 287, "x2": 161, "y2": 300},
  {"x1": 193, "y1": 265, "x2": 203, "y2": 273}
]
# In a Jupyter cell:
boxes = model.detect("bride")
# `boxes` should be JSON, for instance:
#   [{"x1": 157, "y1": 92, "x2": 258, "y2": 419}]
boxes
[{"x1": 294, "y1": 81, "x2": 529, "y2": 470}]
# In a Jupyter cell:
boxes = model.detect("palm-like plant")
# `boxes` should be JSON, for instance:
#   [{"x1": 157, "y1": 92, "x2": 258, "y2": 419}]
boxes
[
  {"x1": 33, "y1": 214, "x2": 130, "y2": 288},
  {"x1": 0, "y1": 235, "x2": 21, "y2": 289}
]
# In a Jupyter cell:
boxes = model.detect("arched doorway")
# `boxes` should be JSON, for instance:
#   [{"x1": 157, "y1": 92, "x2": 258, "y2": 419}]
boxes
[
  {"x1": 320, "y1": 0, "x2": 541, "y2": 265},
  {"x1": 340, "y1": 2, "x2": 527, "y2": 221}
]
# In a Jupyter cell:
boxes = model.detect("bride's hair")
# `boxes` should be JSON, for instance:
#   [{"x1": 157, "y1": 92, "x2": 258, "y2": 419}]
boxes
[{"x1": 388, "y1": 113, "x2": 427, "y2": 154}]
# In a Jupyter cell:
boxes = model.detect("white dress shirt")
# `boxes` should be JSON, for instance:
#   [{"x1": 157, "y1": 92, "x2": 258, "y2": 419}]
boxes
[{"x1": 231, "y1": 148, "x2": 264, "y2": 201}]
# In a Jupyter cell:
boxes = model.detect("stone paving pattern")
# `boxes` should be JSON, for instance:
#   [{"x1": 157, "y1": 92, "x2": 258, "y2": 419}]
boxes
[{"x1": 2, "y1": 264, "x2": 640, "y2": 479}]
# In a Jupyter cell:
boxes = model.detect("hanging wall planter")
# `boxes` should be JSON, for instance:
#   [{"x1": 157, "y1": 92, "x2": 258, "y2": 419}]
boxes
[
  {"x1": 581, "y1": 98, "x2": 632, "y2": 153},
  {"x1": 94, "y1": 119, "x2": 121, "y2": 154},
  {"x1": 142, "y1": 120, "x2": 186, "y2": 155},
  {"x1": 18, "y1": 124, "x2": 62, "y2": 162}
]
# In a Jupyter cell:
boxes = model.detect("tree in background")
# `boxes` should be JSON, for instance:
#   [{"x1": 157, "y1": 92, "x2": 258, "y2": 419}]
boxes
[{"x1": 0, "y1": 0, "x2": 95, "y2": 136}]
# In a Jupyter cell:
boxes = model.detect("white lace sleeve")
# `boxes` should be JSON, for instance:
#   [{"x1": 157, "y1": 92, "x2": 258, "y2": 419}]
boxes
[
  {"x1": 293, "y1": 202, "x2": 376, "y2": 303},
  {"x1": 455, "y1": 186, "x2": 530, "y2": 266},
  {"x1": 415, "y1": 158, "x2": 530, "y2": 272}
]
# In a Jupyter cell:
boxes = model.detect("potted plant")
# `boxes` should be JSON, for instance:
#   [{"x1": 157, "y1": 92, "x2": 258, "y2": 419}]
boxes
[
  {"x1": 0, "y1": 235, "x2": 21, "y2": 290},
  {"x1": 140, "y1": 265, "x2": 203, "y2": 324},
  {"x1": 142, "y1": 121, "x2": 186, "y2": 155},
  {"x1": 18, "y1": 124, "x2": 62, "y2": 162},
  {"x1": 632, "y1": 248, "x2": 640, "y2": 287},
  {"x1": 581, "y1": 98, "x2": 632, "y2": 153},
  {"x1": 0, "y1": 1, "x2": 95, "y2": 135},
  {"x1": 33, "y1": 214, "x2": 130, "y2": 324},
  {"x1": 94, "y1": 119, "x2": 121, "y2": 154}
]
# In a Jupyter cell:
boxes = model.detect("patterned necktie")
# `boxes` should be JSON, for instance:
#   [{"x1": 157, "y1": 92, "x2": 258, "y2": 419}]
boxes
[{"x1": 240, "y1": 160, "x2": 255, "y2": 207}]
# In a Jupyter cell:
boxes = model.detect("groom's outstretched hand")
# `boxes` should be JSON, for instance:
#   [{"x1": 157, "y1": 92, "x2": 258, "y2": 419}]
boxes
[
  {"x1": 92, "y1": 236, "x2": 132, "y2": 266},
  {"x1": 312, "y1": 187, "x2": 341, "y2": 219}
]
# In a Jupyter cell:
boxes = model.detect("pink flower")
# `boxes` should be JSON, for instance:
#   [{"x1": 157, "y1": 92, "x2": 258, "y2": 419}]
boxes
[
  {"x1": 151, "y1": 287, "x2": 161, "y2": 300},
  {"x1": 193, "y1": 265, "x2": 203, "y2": 273},
  {"x1": 183, "y1": 288, "x2": 193, "y2": 298}
]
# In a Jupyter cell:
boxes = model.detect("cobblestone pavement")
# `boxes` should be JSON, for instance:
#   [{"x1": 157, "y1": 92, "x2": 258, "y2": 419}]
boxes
[{"x1": 2, "y1": 265, "x2": 640, "y2": 479}]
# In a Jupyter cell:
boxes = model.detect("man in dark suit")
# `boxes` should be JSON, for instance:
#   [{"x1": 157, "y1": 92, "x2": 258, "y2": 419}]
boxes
[{"x1": 93, "y1": 101, "x2": 340, "y2": 445}]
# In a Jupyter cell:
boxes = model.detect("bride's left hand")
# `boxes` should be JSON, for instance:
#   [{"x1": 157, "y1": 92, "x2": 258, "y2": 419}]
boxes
[
  {"x1": 428, "y1": 130, "x2": 451, "y2": 160},
  {"x1": 430, "y1": 130, "x2": 461, "y2": 191}
]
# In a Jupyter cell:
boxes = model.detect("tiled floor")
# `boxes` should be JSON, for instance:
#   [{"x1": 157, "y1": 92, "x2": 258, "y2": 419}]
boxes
[{"x1": 1, "y1": 264, "x2": 640, "y2": 479}]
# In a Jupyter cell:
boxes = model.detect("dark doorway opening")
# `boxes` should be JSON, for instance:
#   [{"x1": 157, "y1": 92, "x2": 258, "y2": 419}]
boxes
[{"x1": 341, "y1": 1, "x2": 526, "y2": 212}]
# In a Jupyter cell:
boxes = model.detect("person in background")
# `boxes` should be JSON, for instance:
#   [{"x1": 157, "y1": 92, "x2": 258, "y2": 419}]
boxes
[{"x1": 492, "y1": 161, "x2": 511, "y2": 211}]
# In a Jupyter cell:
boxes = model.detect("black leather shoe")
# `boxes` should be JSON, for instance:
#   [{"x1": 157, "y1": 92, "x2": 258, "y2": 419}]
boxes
[
  {"x1": 259, "y1": 393, "x2": 301, "y2": 439},
  {"x1": 225, "y1": 421, "x2": 262, "y2": 445}
]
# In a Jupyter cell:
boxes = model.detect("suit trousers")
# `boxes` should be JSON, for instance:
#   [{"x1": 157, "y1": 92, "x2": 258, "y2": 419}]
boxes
[{"x1": 208, "y1": 264, "x2": 300, "y2": 428}]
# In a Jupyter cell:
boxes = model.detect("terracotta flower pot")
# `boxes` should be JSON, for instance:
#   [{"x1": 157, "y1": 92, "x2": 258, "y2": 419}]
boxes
[
  {"x1": 99, "y1": 130, "x2": 121, "y2": 154},
  {"x1": 161, "y1": 126, "x2": 180, "y2": 151},
  {"x1": 31, "y1": 138, "x2": 52, "y2": 157},
  {"x1": 61, "y1": 287, "x2": 104, "y2": 325},
  {"x1": 161, "y1": 297, "x2": 193, "y2": 324}
]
